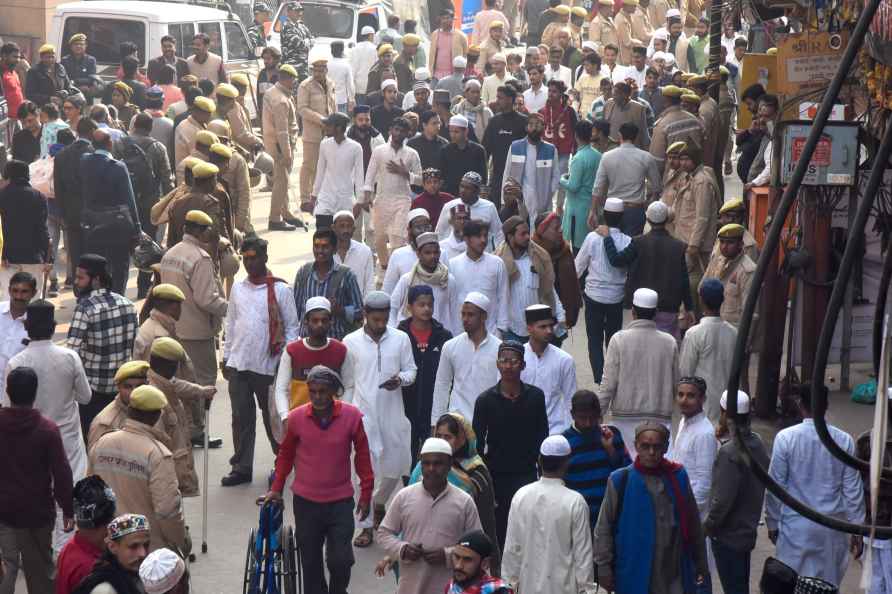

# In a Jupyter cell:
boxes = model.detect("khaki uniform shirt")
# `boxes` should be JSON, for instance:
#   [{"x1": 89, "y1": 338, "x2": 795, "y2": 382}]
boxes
[
  {"x1": 296, "y1": 76, "x2": 336, "y2": 144},
  {"x1": 631, "y1": 8, "x2": 654, "y2": 44},
  {"x1": 699, "y1": 96, "x2": 721, "y2": 171},
  {"x1": 221, "y1": 151, "x2": 253, "y2": 233},
  {"x1": 589, "y1": 15, "x2": 618, "y2": 51},
  {"x1": 149, "y1": 370, "x2": 205, "y2": 497},
  {"x1": 227, "y1": 101, "x2": 262, "y2": 153},
  {"x1": 262, "y1": 83, "x2": 297, "y2": 162},
  {"x1": 159, "y1": 234, "x2": 228, "y2": 340},
  {"x1": 614, "y1": 11, "x2": 642, "y2": 65},
  {"x1": 661, "y1": 168, "x2": 689, "y2": 237},
  {"x1": 173, "y1": 115, "x2": 204, "y2": 168},
  {"x1": 89, "y1": 419, "x2": 187, "y2": 553},
  {"x1": 477, "y1": 37, "x2": 505, "y2": 75},
  {"x1": 672, "y1": 165, "x2": 719, "y2": 255},
  {"x1": 702, "y1": 251, "x2": 757, "y2": 327},
  {"x1": 709, "y1": 229, "x2": 758, "y2": 265},
  {"x1": 650, "y1": 105, "x2": 706, "y2": 170}
]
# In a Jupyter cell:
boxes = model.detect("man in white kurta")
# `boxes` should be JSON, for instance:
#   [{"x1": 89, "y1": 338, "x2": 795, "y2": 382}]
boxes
[
  {"x1": 311, "y1": 113, "x2": 365, "y2": 225},
  {"x1": 333, "y1": 210, "x2": 375, "y2": 297},
  {"x1": 434, "y1": 193, "x2": 504, "y2": 252},
  {"x1": 679, "y1": 279, "x2": 738, "y2": 423},
  {"x1": 765, "y1": 387, "x2": 865, "y2": 588},
  {"x1": 6, "y1": 300, "x2": 92, "y2": 553},
  {"x1": 503, "y1": 435, "x2": 594, "y2": 594},
  {"x1": 381, "y1": 208, "x2": 431, "y2": 295},
  {"x1": 521, "y1": 305, "x2": 577, "y2": 434},
  {"x1": 342, "y1": 290, "x2": 417, "y2": 534},
  {"x1": 668, "y1": 376, "x2": 716, "y2": 520},
  {"x1": 431, "y1": 292, "x2": 501, "y2": 424},
  {"x1": 0, "y1": 290, "x2": 31, "y2": 396},
  {"x1": 449, "y1": 220, "x2": 510, "y2": 335}
]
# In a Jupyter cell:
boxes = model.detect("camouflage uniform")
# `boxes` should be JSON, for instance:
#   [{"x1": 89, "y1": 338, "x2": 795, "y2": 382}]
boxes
[
  {"x1": 247, "y1": 22, "x2": 266, "y2": 49},
  {"x1": 281, "y1": 18, "x2": 314, "y2": 80}
]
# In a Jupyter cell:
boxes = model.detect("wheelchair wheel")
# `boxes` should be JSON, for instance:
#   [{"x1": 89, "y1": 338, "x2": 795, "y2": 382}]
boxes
[
  {"x1": 283, "y1": 527, "x2": 298, "y2": 594},
  {"x1": 243, "y1": 529, "x2": 257, "y2": 594}
]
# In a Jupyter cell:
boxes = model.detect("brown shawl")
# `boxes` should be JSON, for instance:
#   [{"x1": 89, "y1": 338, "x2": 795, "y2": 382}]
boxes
[
  {"x1": 495, "y1": 241, "x2": 556, "y2": 311},
  {"x1": 532, "y1": 232, "x2": 582, "y2": 327}
]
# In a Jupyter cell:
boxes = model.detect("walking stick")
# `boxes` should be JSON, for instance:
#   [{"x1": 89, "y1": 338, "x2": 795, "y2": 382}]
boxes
[{"x1": 202, "y1": 395, "x2": 210, "y2": 554}]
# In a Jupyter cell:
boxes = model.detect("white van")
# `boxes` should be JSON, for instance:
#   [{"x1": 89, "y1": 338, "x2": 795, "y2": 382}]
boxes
[{"x1": 50, "y1": 1, "x2": 260, "y2": 82}]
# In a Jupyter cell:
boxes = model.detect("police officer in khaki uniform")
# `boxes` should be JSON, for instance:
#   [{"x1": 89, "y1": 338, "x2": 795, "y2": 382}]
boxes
[
  {"x1": 148, "y1": 337, "x2": 216, "y2": 498},
  {"x1": 88, "y1": 360, "x2": 150, "y2": 449},
  {"x1": 589, "y1": 0, "x2": 619, "y2": 51},
  {"x1": 159, "y1": 210, "x2": 228, "y2": 445},
  {"x1": 615, "y1": 0, "x2": 643, "y2": 65},
  {"x1": 660, "y1": 140, "x2": 690, "y2": 237},
  {"x1": 88, "y1": 385, "x2": 188, "y2": 554},
  {"x1": 168, "y1": 162, "x2": 230, "y2": 249},
  {"x1": 649, "y1": 85, "x2": 705, "y2": 172},
  {"x1": 217, "y1": 81, "x2": 263, "y2": 156},
  {"x1": 262, "y1": 64, "x2": 302, "y2": 231},
  {"x1": 710, "y1": 198, "x2": 758, "y2": 263},
  {"x1": 174, "y1": 95, "x2": 216, "y2": 168},
  {"x1": 296, "y1": 55, "x2": 336, "y2": 209},
  {"x1": 152, "y1": 157, "x2": 202, "y2": 228},
  {"x1": 702, "y1": 223, "x2": 757, "y2": 327},
  {"x1": 689, "y1": 74, "x2": 721, "y2": 174}
]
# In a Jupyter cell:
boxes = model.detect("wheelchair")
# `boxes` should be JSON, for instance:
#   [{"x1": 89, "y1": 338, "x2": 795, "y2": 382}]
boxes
[{"x1": 244, "y1": 501, "x2": 300, "y2": 594}]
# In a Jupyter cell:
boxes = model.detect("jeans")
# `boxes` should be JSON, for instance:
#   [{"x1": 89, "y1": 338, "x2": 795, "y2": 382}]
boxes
[
  {"x1": 47, "y1": 213, "x2": 64, "y2": 283},
  {"x1": 619, "y1": 204, "x2": 646, "y2": 236},
  {"x1": 228, "y1": 370, "x2": 277, "y2": 476},
  {"x1": 583, "y1": 294, "x2": 623, "y2": 383},
  {"x1": 0, "y1": 523, "x2": 54, "y2": 594},
  {"x1": 711, "y1": 538, "x2": 750, "y2": 594},
  {"x1": 293, "y1": 495, "x2": 355, "y2": 594}
]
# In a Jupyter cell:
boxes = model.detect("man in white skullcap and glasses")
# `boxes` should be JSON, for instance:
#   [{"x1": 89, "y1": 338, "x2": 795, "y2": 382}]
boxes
[
  {"x1": 382, "y1": 208, "x2": 433, "y2": 294},
  {"x1": 342, "y1": 290, "x2": 417, "y2": 548},
  {"x1": 139, "y1": 548, "x2": 188, "y2": 594},
  {"x1": 434, "y1": 171, "x2": 503, "y2": 251},
  {"x1": 432, "y1": 291, "x2": 502, "y2": 423},
  {"x1": 378, "y1": 437, "x2": 482, "y2": 594},
  {"x1": 598, "y1": 287, "x2": 679, "y2": 458},
  {"x1": 502, "y1": 435, "x2": 594, "y2": 593}
]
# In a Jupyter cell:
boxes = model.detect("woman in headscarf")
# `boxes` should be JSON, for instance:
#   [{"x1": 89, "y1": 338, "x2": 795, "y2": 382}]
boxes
[
  {"x1": 409, "y1": 412, "x2": 501, "y2": 575},
  {"x1": 108, "y1": 81, "x2": 138, "y2": 131},
  {"x1": 532, "y1": 211, "x2": 581, "y2": 343}
]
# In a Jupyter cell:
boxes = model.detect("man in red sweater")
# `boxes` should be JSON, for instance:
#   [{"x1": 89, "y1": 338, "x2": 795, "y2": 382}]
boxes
[
  {"x1": 55, "y1": 476, "x2": 117, "y2": 594},
  {"x1": 0, "y1": 366, "x2": 74, "y2": 594},
  {"x1": 264, "y1": 365, "x2": 373, "y2": 594}
]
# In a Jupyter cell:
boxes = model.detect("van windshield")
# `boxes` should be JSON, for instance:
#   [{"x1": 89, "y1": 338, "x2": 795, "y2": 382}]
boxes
[
  {"x1": 276, "y1": 4, "x2": 353, "y2": 39},
  {"x1": 61, "y1": 17, "x2": 146, "y2": 65}
]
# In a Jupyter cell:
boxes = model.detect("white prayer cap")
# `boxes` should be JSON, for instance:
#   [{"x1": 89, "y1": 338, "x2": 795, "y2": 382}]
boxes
[
  {"x1": 333, "y1": 209, "x2": 354, "y2": 222},
  {"x1": 665, "y1": 9, "x2": 681, "y2": 19},
  {"x1": 305, "y1": 296, "x2": 331, "y2": 315},
  {"x1": 582, "y1": 41, "x2": 597, "y2": 51},
  {"x1": 664, "y1": 53, "x2": 676, "y2": 66},
  {"x1": 414, "y1": 67, "x2": 431, "y2": 81},
  {"x1": 604, "y1": 197, "x2": 625, "y2": 213},
  {"x1": 720, "y1": 390, "x2": 751, "y2": 414},
  {"x1": 540, "y1": 435, "x2": 572, "y2": 457},
  {"x1": 653, "y1": 28, "x2": 669, "y2": 41},
  {"x1": 364, "y1": 290, "x2": 391, "y2": 310},
  {"x1": 464, "y1": 291, "x2": 490, "y2": 314},
  {"x1": 449, "y1": 114, "x2": 469, "y2": 128},
  {"x1": 646, "y1": 201, "x2": 669, "y2": 224},
  {"x1": 491, "y1": 52, "x2": 507, "y2": 64},
  {"x1": 420, "y1": 437, "x2": 453, "y2": 456},
  {"x1": 139, "y1": 549, "x2": 185, "y2": 594},
  {"x1": 453, "y1": 55, "x2": 467, "y2": 68},
  {"x1": 651, "y1": 50, "x2": 668, "y2": 62},
  {"x1": 361, "y1": 25, "x2": 375, "y2": 36},
  {"x1": 464, "y1": 78, "x2": 482, "y2": 90},
  {"x1": 408, "y1": 208, "x2": 431, "y2": 224},
  {"x1": 632, "y1": 288, "x2": 658, "y2": 309},
  {"x1": 381, "y1": 79, "x2": 398, "y2": 91}
]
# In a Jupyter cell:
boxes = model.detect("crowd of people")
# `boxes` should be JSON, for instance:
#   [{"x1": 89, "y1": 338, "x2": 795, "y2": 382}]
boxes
[{"x1": 0, "y1": 1, "x2": 878, "y2": 594}]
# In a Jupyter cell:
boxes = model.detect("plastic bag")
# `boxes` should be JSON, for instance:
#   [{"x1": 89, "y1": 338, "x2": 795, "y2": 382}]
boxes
[
  {"x1": 132, "y1": 232, "x2": 164, "y2": 272},
  {"x1": 852, "y1": 379, "x2": 877, "y2": 405}
]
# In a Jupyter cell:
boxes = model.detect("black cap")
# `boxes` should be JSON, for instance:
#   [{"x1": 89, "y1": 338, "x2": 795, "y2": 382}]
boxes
[
  {"x1": 433, "y1": 89, "x2": 451, "y2": 106},
  {"x1": 498, "y1": 340, "x2": 525, "y2": 356},
  {"x1": 73, "y1": 475, "x2": 117, "y2": 528},
  {"x1": 456, "y1": 530, "x2": 493, "y2": 558},
  {"x1": 26, "y1": 299, "x2": 55, "y2": 325},
  {"x1": 78, "y1": 253, "x2": 108, "y2": 276},
  {"x1": 524, "y1": 304, "x2": 554, "y2": 324},
  {"x1": 353, "y1": 104, "x2": 371, "y2": 115},
  {"x1": 323, "y1": 113, "x2": 350, "y2": 128}
]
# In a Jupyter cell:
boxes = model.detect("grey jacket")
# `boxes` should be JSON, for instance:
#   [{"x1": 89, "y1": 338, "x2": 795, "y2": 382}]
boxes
[{"x1": 704, "y1": 427, "x2": 769, "y2": 551}]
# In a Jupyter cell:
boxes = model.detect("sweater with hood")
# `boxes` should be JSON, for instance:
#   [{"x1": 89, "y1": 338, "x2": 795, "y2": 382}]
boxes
[{"x1": 0, "y1": 406, "x2": 74, "y2": 528}]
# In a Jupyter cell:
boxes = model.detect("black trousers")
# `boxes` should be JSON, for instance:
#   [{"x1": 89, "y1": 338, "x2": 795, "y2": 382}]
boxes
[
  {"x1": 315, "y1": 214, "x2": 333, "y2": 230},
  {"x1": 293, "y1": 495, "x2": 355, "y2": 594},
  {"x1": 136, "y1": 201, "x2": 158, "y2": 299},
  {"x1": 80, "y1": 390, "x2": 115, "y2": 443},
  {"x1": 228, "y1": 370, "x2": 277, "y2": 476},
  {"x1": 491, "y1": 470, "x2": 537, "y2": 549}
]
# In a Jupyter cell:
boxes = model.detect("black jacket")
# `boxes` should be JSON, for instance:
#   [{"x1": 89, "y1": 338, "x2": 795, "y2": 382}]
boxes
[
  {"x1": 60, "y1": 54, "x2": 97, "y2": 86},
  {"x1": 441, "y1": 141, "x2": 488, "y2": 195},
  {"x1": 473, "y1": 381, "x2": 549, "y2": 475},
  {"x1": 398, "y1": 318, "x2": 453, "y2": 428},
  {"x1": 53, "y1": 138, "x2": 94, "y2": 227},
  {"x1": 0, "y1": 180, "x2": 50, "y2": 264},
  {"x1": 24, "y1": 62, "x2": 72, "y2": 107},
  {"x1": 146, "y1": 55, "x2": 190, "y2": 86}
]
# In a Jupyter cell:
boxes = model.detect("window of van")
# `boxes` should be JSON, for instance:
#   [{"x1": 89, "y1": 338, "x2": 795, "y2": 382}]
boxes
[
  {"x1": 168, "y1": 23, "x2": 196, "y2": 57},
  {"x1": 62, "y1": 17, "x2": 146, "y2": 65},
  {"x1": 224, "y1": 22, "x2": 253, "y2": 61},
  {"x1": 274, "y1": 4, "x2": 353, "y2": 38},
  {"x1": 198, "y1": 22, "x2": 224, "y2": 56}
]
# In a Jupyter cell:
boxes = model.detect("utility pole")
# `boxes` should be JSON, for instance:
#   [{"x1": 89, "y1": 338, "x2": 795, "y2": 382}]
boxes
[{"x1": 799, "y1": 189, "x2": 833, "y2": 384}]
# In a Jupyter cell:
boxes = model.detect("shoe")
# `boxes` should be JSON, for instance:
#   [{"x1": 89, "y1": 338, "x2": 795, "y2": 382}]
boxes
[
  {"x1": 48, "y1": 280, "x2": 59, "y2": 298},
  {"x1": 283, "y1": 215, "x2": 306, "y2": 229},
  {"x1": 268, "y1": 221, "x2": 297, "y2": 232},
  {"x1": 221, "y1": 471, "x2": 252, "y2": 486},
  {"x1": 192, "y1": 435, "x2": 223, "y2": 448},
  {"x1": 724, "y1": 162, "x2": 733, "y2": 176}
]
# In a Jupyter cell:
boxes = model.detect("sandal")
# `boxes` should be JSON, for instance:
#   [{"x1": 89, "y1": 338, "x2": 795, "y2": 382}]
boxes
[{"x1": 353, "y1": 528, "x2": 373, "y2": 548}]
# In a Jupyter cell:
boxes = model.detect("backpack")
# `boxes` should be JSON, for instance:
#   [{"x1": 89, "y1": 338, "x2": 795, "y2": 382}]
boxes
[{"x1": 120, "y1": 137, "x2": 158, "y2": 206}]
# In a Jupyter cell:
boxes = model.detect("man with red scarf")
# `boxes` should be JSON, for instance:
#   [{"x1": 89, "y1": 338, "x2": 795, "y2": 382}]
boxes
[
  {"x1": 539, "y1": 79, "x2": 577, "y2": 215},
  {"x1": 594, "y1": 421, "x2": 708, "y2": 594},
  {"x1": 221, "y1": 234, "x2": 300, "y2": 486}
]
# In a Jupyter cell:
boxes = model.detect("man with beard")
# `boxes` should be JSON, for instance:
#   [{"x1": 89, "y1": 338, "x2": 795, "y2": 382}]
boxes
[
  {"x1": 346, "y1": 105, "x2": 385, "y2": 247},
  {"x1": 382, "y1": 209, "x2": 432, "y2": 295},
  {"x1": 441, "y1": 115, "x2": 488, "y2": 197},
  {"x1": 440, "y1": 203, "x2": 469, "y2": 262},
  {"x1": 68, "y1": 255, "x2": 138, "y2": 440},
  {"x1": 333, "y1": 211, "x2": 375, "y2": 297},
  {"x1": 434, "y1": 174, "x2": 503, "y2": 251},
  {"x1": 72, "y1": 514, "x2": 151, "y2": 594},
  {"x1": 482, "y1": 86, "x2": 527, "y2": 211},
  {"x1": 502, "y1": 114, "x2": 559, "y2": 226},
  {"x1": 446, "y1": 530, "x2": 512, "y2": 594},
  {"x1": 390, "y1": 233, "x2": 460, "y2": 333},
  {"x1": 562, "y1": 390, "x2": 630, "y2": 529}
]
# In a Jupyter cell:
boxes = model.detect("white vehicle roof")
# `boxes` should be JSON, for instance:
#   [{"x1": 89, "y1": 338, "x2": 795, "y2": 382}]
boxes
[{"x1": 54, "y1": 1, "x2": 233, "y2": 22}]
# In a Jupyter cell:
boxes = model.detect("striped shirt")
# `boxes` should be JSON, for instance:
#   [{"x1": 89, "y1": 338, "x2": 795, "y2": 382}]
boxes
[
  {"x1": 562, "y1": 424, "x2": 632, "y2": 527},
  {"x1": 293, "y1": 262, "x2": 364, "y2": 340}
]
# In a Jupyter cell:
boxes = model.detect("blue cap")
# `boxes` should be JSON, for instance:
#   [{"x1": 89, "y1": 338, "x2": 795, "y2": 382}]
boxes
[
  {"x1": 699, "y1": 278, "x2": 724, "y2": 305},
  {"x1": 147, "y1": 85, "x2": 164, "y2": 98},
  {"x1": 49, "y1": 143, "x2": 66, "y2": 157},
  {"x1": 353, "y1": 104, "x2": 371, "y2": 115}
]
